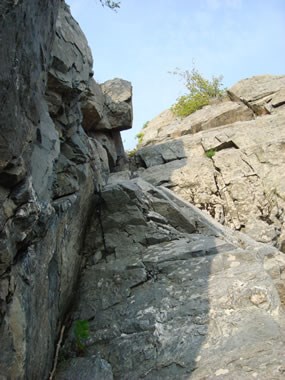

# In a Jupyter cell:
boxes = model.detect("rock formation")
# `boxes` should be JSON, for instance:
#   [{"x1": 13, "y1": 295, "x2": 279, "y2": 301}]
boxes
[
  {"x1": 0, "y1": 1, "x2": 131, "y2": 378},
  {"x1": 56, "y1": 177, "x2": 285, "y2": 379},
  {"x1": 1, "y1": 1, "x2": 285, "y2": 379},
  {"x1": 135, "y1": 75, "x2": 285, "y2": 250}
]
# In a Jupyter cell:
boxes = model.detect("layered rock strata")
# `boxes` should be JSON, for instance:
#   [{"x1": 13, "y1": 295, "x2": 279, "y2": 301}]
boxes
[
  {"x1": 135, "y1": 75, "x2": 285, "y2": 250},
  {"x1": 0, "y1": 2, "x2": 132, "y2": 378},
  {"x1": 1, "y1": 1, "x2": 285, "y2": 379}
]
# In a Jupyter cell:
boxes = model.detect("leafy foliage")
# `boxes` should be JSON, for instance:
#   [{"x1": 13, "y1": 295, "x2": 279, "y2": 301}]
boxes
[
  {"x1": 99, "y1": 0, "x2": 120, "y2": 11},
  {"x1": 205, "y1": 149, "x2": 216, "y2": 159},
  {"x1": 136, "y1": 131, "x2": 144, "y2": 145},
  {"x1": 74, "y1": 320, "x2": 89, "y2": 352},
  {"x1": 171, "y1": 66, "x2": 225, "y2": 117},
  {"x1": 126, "y1": 148, "x2": 137, "y2": 157}
]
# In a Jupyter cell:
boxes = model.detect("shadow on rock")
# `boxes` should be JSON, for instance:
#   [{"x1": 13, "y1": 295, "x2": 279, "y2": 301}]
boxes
[{"x1": 56, "y1": 141, "x2": 285, "y2": 379}]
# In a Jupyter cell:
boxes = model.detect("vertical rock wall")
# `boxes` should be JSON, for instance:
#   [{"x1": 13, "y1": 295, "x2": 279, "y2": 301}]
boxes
[{"x1": 0, "y1": 1, "x2": 132, "y2": 378}]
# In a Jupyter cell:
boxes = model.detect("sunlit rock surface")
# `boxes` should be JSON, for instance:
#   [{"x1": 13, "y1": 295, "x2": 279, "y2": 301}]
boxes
[
  {"x1": 1, "y1": 1, "x2": 285, "y2": 379},
  {"x1": 136, "y1": 76, "x2": 285, "y2": 250}
]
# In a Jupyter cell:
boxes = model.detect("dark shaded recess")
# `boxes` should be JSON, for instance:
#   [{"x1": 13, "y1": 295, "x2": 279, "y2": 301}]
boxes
[{"x1": 215, "y1": 140, "x2": 239, "y2": 151}]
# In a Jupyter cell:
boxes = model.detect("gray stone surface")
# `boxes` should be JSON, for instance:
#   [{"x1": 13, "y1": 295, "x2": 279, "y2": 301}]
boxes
[
  {"x1": 81, "y1": 78, "x2": 105, "y2": 131},
  {"x1": 98, "y1": 78, "x2": 133, "y2": 131},
  {"x1": 48, "y1": 2, "x2": 93, "y2": 93},
  {"x1": 0, "y1": 1, "x2": 61, "y2": 378},
  {"x1": 0, "y1": 2, "x2": 130, "y2": 378},
  {"x1": 1, "y1": 1, "x2": 285, "y2": 379},
  {"x1": 56, "y1": 357, "x2": 113, "y2": 380},
  {"x1": 136, "y1": 140, "x2": 186, "y2": 168},
  {"x1": 57, "y1": 179, "x2": 285, "y2": 379},
  {"x1": 0, "y1": 0, "x2": 59, "y2": 178}
]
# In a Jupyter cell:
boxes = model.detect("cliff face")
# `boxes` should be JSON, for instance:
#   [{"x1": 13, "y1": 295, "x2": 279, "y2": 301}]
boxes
[
  {"x1": 0, "y1": 2, "x2": 131, "y2": 378},
  {"x1": 135, "y1": 75, "x2": 285, "y2": 250},
  {"x1": 53, "y1": 76, "x2": 285, "y2": 378},
  {"x1": 1, "y1": 1, "x2": 285, "y2": 379}
]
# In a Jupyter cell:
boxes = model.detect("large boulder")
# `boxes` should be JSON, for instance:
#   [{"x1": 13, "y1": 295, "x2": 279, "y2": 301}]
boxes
[{"x1": 97, "y1": 78, "x2": 133, "y2": 131}]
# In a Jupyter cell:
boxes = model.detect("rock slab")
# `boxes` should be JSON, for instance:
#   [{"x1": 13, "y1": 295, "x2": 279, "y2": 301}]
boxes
[{"x1": 56, "y1": 178, "x2": 285, "y2": 380}]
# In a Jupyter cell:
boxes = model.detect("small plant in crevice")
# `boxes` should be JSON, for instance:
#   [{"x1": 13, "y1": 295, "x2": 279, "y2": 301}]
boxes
[
  {"x1": 74, "y1": 319, "x2": 90, "y2": 354},
  {"x1": 136, "y1": 131, "x2": 144, "y2": 145},
  {"x1": 205, "y1": 149, "x2": 216, "y2": 159}
]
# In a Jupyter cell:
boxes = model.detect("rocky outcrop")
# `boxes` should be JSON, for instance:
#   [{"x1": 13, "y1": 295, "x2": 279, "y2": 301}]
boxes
[
  {"x1": 228, "y1": 75, "x2": 285, "y2": 115},
  {"x1": 0, "y1": 2, "x2": 132, "y2": 378},
  {"x1": 1, "y1": 1, "x2": 285, "y2": 379},
  {"x1": 55, "y1": 177, "x2": 285, "y2": 379},
  {"x1": 140, "y1": 100, "x2": 254, "y2": 146},
  {"x1": 135, "y1": 75, "x2": 285, "y2": 250}
]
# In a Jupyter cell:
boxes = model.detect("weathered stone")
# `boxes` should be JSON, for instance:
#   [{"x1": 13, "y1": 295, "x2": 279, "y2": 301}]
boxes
[
  {"x1": 271, "y1": 88, "x2": 285, "y2": 108},
  {"x1": 137, "y1": 108, "x2": 285, "y2": 247},
  {"x1": 48, "y1": 2, "x2": 93, "y2": 94},
  {"x1": 0, "y1": 1, "x2": 130, "y2": 378},
  {"x1": 101, "y1": 77, "x2": 132, "y2": 103},
  {"x1": 97, "y1": 78, "x2": 133, "y2": 131},
  {"x1": 92, "y1": 130, "x2": 127, "y2": 172},
  {"x1": 140, "y1": 101, "x2": 254, "y2": 147},
  {"x1": 56, "y1": 357, "x2": 113, "y2": 380},
  {"x1": 228, "y1": 75, "x2": 285, "y2": 115},
  {"x1": 52, "y1": 155, "x2": 79, "y2": 199},
  {"x1": 57, "y1": 179, "x2": 285, "y2": 379},
  {"x1": 0, "y1": 0, "x2": 60, "y2": 173},
  {"x1": 45, "y1": 90, "x2": 63, "y2": 117},
  {"x1": 136, "y1": 140, "x2": 186, "y2": 168},
  {"x1": 81, "y1": 78, "x2": 105, "y2": 131},
  {"x1": 1, "y1": 1, "x2": 285, "y2": 379}
]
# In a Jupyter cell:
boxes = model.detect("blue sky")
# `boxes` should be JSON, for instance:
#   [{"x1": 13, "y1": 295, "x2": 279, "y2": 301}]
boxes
[{"x1": 67, "y1": 0, "x2": 285, "y2": 150}]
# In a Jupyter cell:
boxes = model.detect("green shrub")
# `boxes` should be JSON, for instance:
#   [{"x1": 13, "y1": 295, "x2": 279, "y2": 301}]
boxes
[
  {"x1": 205, "y1": 149, "x2": 216, "y2": 159},
  {"x1": 171, "y1": 92, "x2": 209, "y2": 117},
  {"x1": 126, "y1": 148, "x2": 137, "y2": 157},
  {"x1": 74, "y1": 320, "x2": 89, "y2": 352},
  {"x1": 136, "y1": 131, "x2": 144, "y2": 144},
  {"x1": 171, "y1": 66, "x2": 225, "y2": 117}
]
